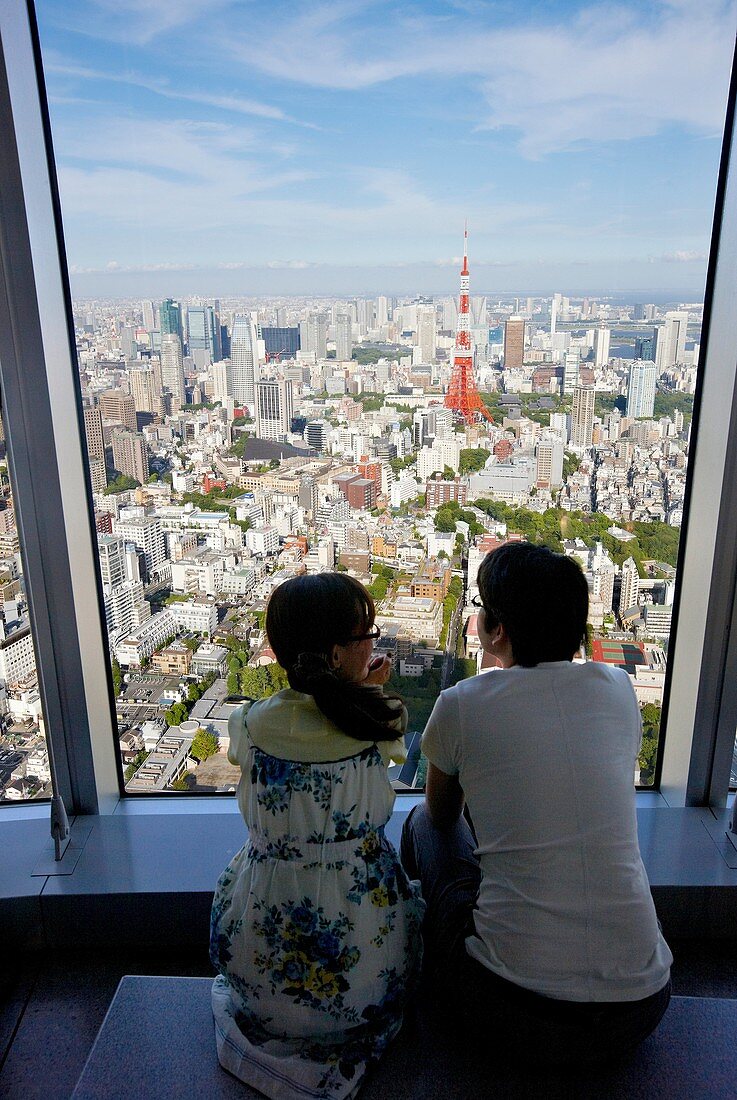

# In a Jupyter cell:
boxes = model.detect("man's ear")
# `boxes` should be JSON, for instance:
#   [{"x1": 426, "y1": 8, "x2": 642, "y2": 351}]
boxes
[{"x1": 329, "y1": 644, "x2": 342, "y2": 670}]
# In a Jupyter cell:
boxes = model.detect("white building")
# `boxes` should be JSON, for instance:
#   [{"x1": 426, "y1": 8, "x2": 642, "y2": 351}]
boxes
[
  {"x1": 230, "y1": 313, "x2": 260, "y2": 410},
  {"x1": 627, "y1": 361, "x2": 657, "y2": 419},
  {"x1": 256, "y1": 379, "x2": 294, "y2": 442},
  {"x1": 245, "y1": 526, "x2": 280, "y2": 556}
]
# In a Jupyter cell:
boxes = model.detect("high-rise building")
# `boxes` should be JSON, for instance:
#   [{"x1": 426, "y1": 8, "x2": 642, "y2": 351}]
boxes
[
  {"x1": 550, "y1": 292, "x2": 562, "y2": 335},
  {"x1": 255, "y1": 379, "x2": 293, "y2": 441},
  {"x1": 594, "y1": 326, "x2": 611, "y2": 367},
  {"x1": 635, "y1": 331, "x2": 658, "y2": 362},
  {"x1": 130, "y1": 365, "x2": 163, "y2": 417},
  {"x1": 112, "y1": 515, "x2": 166, "y2": 581},
  {"x1": 83, "y1": 404, "x2": 107, "y2": 493},
  {"x1": 230, "y1": 313, "x2": 260, "y2": 410},
  {"x1": 620, "y1": 556, "x2": 640, "y2": 614},
  {"x1": 261, "y1": 327, "x2": 300, "y2": 359},
  {"x1": 571, "y1": 385, "x2": 595, "y2": 448},
  {"x1": 562, "y1": 349, "x2": 580, "y2": 395},
  {"x1": 416, "y1": 305, "x2": 436, "y2": 363},
  {"x1": 504, "y1": 315, "x2": 525, "y2": 369},
  {"x1": 159, "y1": 298, "x2": 182, "y2": 343},
  {"x1": 656, "y1": 311, "x2": 688, "y2": 369},
  {"x1": 141, "y1": 300, "x2": 156, "y2": 331},
  {"x1": 535, "y1": 435, "x2": 564, "y2": 490},
  {"x1": 627, "y1": 360, "x2": 657, "y2": 418},
  {"x1": 211, "y1": 360, "x2": 232, "y2": 405},
  {"x1": 160, "y1": 334, "x2": 185, "y2": 411},
  {"x1": 98, "y1": 389, "x2": 137, "y2": 432},
  {"x1": 335, "y1": 315, "x2": 353, "y2": 362},
  {"x1": 305, "y1": 420, "x2": 329, "y2": 451},
  {"x1": 111, "y1": 429, "x2": 150, "y2": 486},
  {"x1": 299, "y1": 313, "x2": 328, "y2": 359},
  {"x1": 186, "y1": 305, "x2": 218, "y2": 366}
]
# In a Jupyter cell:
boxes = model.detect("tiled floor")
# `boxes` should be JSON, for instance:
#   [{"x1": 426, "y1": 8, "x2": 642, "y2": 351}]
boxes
[{"x1": 1, "y1": 940, "x2": 736, "y2": 1100}]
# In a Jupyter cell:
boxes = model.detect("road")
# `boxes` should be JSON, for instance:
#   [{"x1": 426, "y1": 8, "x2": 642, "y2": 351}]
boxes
[{"x1": 441, "y1": 600, "x2": 463, "y2": 689}]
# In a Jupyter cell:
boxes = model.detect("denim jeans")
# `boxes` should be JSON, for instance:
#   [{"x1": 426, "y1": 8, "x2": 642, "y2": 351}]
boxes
[{"x1": 400, "y1": 803, "x2": 671, "y2": 1068}]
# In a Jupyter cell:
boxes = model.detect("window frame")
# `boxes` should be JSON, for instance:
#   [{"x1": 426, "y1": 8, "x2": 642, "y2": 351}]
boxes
[{"x1": 0, "y1": 0, "x2": 735, "y2": 815}]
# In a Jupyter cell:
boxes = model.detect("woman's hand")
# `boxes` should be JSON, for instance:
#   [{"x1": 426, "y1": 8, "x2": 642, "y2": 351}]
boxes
[{"x1": 363, "y1": 654, "x2": 392, "y2": 686}]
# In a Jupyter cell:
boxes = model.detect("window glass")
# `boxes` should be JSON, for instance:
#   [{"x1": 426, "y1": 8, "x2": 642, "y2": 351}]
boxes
[
  {"x1": 33, "y1": 0, "x2": 737, "y2": 791},
  {"x1": 0, "y1": 409, "x2": 50, "y2": 802}
]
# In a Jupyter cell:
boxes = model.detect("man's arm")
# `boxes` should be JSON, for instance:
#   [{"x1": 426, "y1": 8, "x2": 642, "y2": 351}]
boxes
[{"x1": 426, "y1": 762, "x2": 464, "y2": 829}]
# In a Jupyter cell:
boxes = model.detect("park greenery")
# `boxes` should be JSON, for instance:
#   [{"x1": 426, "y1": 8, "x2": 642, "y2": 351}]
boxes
[
  {"x1": 352, "y1": 345, "x2": 411, "y2": 365},
  {"x1": 459, "y1": 447, "x2": 491, "y2": 475},
  {"x1": 439, "y1": 576, "x2": 464, "y2": 648},
  {"x1": 104, "y1": 473, "x2": 140, "y2": 494},
  {"x1": 469, "y1": 499, "x2": 681, "y2": 575},
  {"x1": 226, "y1": 656, "x2": 289, "y2": 700}
]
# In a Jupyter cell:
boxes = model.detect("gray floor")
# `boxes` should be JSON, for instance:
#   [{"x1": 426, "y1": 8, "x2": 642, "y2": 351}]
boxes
[{"x1": 1, "y1": 939, "x2": 736, "y2": 1100}]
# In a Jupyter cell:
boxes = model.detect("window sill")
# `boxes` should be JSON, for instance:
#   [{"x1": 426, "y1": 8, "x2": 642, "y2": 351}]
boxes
[{"x1": 2, "y1": 796, "x2": 736, "y2": 949}]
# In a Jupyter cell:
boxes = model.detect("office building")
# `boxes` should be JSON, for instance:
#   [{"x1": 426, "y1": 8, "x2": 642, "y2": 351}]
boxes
[
  {"x1": 111, "y1": 429, "x2": 149, "y2": 486},
  {"x1": 416, "y1": 305, "x2": 436, "y2": 363},
  {"x1": 620, "y1": 556, "x2": 641, "y2": 614},
  {"x1": 160, "y1": 333, "x2": 185, "y2": 411},
  {"x1": 98, "y1": 389, "x2": 137, "y2": 432},
  {"x1": 186, "y1": 305, "x2": 219, "y2": 366},
  {"x1": 159, "y1": 298, "x2": 182, "y2": 343},
  {"x1": 504, "y1": 315, "x2": 525, "y2": 369},
  {"x1": 130, "y1": 365, "x2": 163, "y2": 416},
  {"x1": 261, "y1": 327, "x2": 300, "y2": 360},
  {"x1": 255, "y1": 379, "x2": 294, "y2": 442},
  {"x1": 335, "y1": 314, "x2": 353, "y2": 362},
  {"x1": 230, "y1": 313, "x2": 260, "y2": 410},
  {"x1": 536, "y1": 436, "x2": 564, "y2": 489},
  {"x1": 656, "y1": 311, "x2": 688, "y2": 370},
  {"x1": 627, "y1": 361, "x2": 657, "y2": 418},
  {"x1": 636, "y1": 332, "x2": 658, "y2": 362}
]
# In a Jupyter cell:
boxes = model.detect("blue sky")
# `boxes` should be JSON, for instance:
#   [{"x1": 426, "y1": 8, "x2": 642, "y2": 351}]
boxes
[{"x1": 35, "y1": 0, "x2": 737, "y2": 298}]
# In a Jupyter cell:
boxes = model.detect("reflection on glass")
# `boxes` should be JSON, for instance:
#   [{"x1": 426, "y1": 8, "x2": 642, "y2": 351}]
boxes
[
  {"x1": 35, "y1": 0, "x2": 736, "y2": 791},
  {"x1": 0, "y1": 412, "x2": 50, "y2": 802}
]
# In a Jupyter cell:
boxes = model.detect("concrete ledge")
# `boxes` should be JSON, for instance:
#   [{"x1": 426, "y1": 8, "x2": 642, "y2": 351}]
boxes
[
  {"x1": 3, "y1": 804, "x2": 737, "y2": 947},
  {"x1": 72, "y1": 976, "x2": 737, "y2": 1099}
]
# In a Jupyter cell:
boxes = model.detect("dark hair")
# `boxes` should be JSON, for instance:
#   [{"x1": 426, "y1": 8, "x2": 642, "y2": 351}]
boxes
[
  {"x1": 477, "y1": 542, "x2": 589, "y2": 667},
  {"x1": 265, "y1": 573, "x2": 402, "y2": 741}
]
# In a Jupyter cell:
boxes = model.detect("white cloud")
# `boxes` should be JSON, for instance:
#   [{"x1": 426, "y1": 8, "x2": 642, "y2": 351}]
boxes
[
  {"x1": 224, "y1": 1, "x2": 736, "y2": 156},
  {"x1": 662, "y1": 250, "x2": 708, "y2": 262}
]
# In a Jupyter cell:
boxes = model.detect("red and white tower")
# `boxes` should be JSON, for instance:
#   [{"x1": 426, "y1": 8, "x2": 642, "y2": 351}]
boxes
[{"x1": 444, "y1": 226, "x2": 493, "y2": 425}]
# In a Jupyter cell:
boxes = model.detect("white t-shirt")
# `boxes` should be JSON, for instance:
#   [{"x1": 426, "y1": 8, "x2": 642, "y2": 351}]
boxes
[{"x1": 421, "y1": 661, "x2": 672, "y2": 1002}]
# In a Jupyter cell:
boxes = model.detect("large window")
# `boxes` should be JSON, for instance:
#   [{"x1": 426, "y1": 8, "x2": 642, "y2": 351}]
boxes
[{"x1": 1, "y1": 1, "x2": 737, "y2": 809}]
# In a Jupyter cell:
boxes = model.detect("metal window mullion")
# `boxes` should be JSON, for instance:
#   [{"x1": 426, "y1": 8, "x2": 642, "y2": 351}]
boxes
[{"x1": 0, "y1": 2, "x2": 119, "y2": 813}]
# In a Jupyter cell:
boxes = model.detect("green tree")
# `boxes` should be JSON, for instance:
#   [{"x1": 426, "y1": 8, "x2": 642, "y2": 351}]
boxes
[
  {"x1": 165, "y1": 701, "x2": 189, "y2": 727},
  {"x1": 459, "y1": 448, "x2": 491, "y2": 475},
  {"x1": 190, "y1": 728, "x2": 219, "y2": 761},
  {"x1": 111, "y1": 657, "x2": 122, "y2": 698},
  {"x1": 638, "y1": 703, "x2": 661, "y2": 785},
  {"x1": 104, "y1": 473, "x2": 140, "y2": 494}
]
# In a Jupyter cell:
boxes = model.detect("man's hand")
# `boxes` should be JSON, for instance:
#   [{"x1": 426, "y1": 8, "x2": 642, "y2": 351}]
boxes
[{"x1": 363, "y1": 654, "x2": 392, "y2": 686}]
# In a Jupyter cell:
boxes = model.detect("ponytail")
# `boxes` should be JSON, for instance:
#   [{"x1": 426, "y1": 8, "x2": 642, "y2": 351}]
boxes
[{"x1": 289, "y1": 652, "x2": 404, "y2": 742}]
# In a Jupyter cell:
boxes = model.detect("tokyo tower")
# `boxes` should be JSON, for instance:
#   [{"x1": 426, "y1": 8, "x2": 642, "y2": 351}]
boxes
[{"x1": 444, "y1": 227, "x2": 494, "y2": 425}]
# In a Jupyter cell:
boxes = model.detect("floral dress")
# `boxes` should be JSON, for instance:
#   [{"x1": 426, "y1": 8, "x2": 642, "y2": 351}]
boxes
[{"x1": 210, "y1": 719, "x2": 424, "y2": 1100}]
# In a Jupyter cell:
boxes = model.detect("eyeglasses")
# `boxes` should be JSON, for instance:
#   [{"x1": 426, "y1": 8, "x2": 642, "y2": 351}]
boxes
[
  {"x1": 340, "y1": 626, "x2": 381, "y2": 644},
  {"x1": 471, "y1": 596, "x2": 483, "y2": 608},
  {"x1": 471, "y1": 597, "x2": 500, "y2": 624}
]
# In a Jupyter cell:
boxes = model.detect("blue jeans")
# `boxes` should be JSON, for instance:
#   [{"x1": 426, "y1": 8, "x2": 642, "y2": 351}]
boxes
[{"x1": 400, "y1": 803, "x2": 671, "y2": 1068}]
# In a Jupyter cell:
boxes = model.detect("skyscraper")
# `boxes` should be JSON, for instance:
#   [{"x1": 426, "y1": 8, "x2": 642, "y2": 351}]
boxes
[
  {"x1": 635, "y1": 331, "x2": 658, "y2": 362},
  {"x1": 594, "y1": 326, "x2": 611, "y2": 368},
  {"x1": 159, "y1": 299, "x2": 182, "y2": 343},
  {"x1": 416, "y1": 305, "x2": 436, "y2": 364},
  {"x1": 627, "y1": 361, "x2": 657, "y2": 418},
  {"x1": 230, "y1": 313, "x2": 260, "y2": 410},
  {"x1": 83, "y1": 403, "x2": 106, "y2": 494},
  {"x1": 620, "y1": 557, "x2": 640, "y2": 614},
  {"x1": 656, "y1": 311, "x2": 688, "y2": 370},
  {"x1": 111, "y1": 429, "x2": 149, "y2": 486},
  {"x1": 256, "y1": 380, "x2": 294, "y2": 442},
  {"x1": 299, "y1": 313, "x2": 328, "y2": 359},
  {"x1": 571, "y1": 385, "x2": 595, "y2": 448},
  {"x1": 562, "y1": 349, "x2": 580, "y2": 395},
  {"x1": 160, "y1": 334, "x2": 185, "y2": 411},
  {"x1": 130, "y1": 365, "x2": 164, "y2": 417},
  {"x1": 536, "y1": 435, "x2": 564, "y2": 489},
  {"x1": 335, "y1": 314, "x2": 353, "y2": 362},
  {"x1": 186, "y1": 305, "x2": 218, "y2": 366},
  {"x1": 504, "y1": 315, "x2": 525, "y2": 369}
]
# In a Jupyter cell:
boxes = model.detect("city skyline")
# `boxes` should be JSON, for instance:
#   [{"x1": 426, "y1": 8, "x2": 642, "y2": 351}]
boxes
[{"x1": 37, "y1": 0, "x2": 736, "y2": 297}]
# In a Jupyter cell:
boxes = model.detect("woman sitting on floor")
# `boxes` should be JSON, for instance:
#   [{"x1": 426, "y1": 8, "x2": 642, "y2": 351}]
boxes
[
  {"x1": 210, "y1": 573, "x2": 424, "y2": 1100},
  {"x1": 401, "y1": 541, "x2": 672, "y2": 1067}
]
